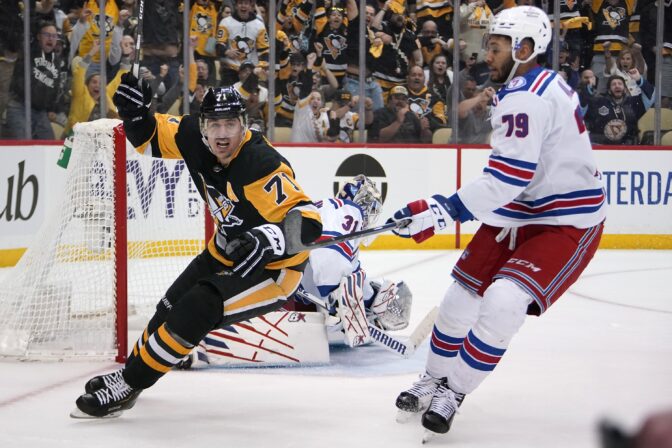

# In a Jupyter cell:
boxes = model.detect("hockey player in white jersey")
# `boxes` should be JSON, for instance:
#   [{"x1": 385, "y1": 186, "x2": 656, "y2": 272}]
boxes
[
  {"x1": 387, "y1": 6, "x2": 606, "y2": 441},
  {"x1": 295, "y1": 174, "x2": 413, "y2": 347}
]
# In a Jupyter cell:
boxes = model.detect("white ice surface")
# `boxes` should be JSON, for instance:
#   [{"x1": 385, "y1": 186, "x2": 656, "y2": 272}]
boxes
[{"x1": 0, "y1": 249, "x2": 671, "y2": 448}]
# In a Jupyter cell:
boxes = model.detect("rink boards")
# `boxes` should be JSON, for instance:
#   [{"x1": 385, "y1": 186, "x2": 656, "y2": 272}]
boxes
[{"x1": 0, "y1": 141, "x2": 671, "y2": 266}]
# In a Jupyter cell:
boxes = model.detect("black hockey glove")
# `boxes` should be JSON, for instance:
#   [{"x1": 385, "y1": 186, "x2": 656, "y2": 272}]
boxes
[
  {"x1": 225, "y1": 224, "x2": 286, "y2": 278},
  {"x1": 113, "y1": 72, "x2": 152, "y2": 122}
]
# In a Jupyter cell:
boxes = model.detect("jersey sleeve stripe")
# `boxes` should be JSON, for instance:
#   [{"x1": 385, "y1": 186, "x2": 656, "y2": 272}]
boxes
[
  {"x1": 490, "y1": 154, "x2": 537, "y2": 170},
  {"x1": 507, "y1": 188, "x2": 605, "y2": 207},
  {"x1": 502, "y1": 194, "x2": 605, "y2": 214},
  {"x1": 494, "y1": 201, "x2": 604, "y2": 219},
  {"x1": 488, "y1": 158, "x2": 536, "y2": 180},
  {"x1": 483, "y1": 167, "x2": 532, "y2": 187}
]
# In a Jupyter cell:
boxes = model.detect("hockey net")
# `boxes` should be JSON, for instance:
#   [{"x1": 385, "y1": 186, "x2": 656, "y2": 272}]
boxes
[{"x1": 0, "y1": 119, "x2": 208, "y2": 361}]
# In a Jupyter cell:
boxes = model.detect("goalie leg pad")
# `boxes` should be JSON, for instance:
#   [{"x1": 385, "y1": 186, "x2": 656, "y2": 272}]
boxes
[{"x1": 333, "y1": 271, "x2": 371, "y2": 347}]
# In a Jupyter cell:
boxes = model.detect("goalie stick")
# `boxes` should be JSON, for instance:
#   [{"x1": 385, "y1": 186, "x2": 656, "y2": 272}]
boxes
[
  {"x1": 284, "y1": 210, "x2": 411, "y2": 255},
  {"x1": 294, "y1": 289, "x2": 437, "y2": 358}
]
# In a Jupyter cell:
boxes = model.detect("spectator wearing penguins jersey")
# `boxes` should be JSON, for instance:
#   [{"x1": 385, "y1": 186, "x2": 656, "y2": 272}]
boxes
[
  {"x1": 369, "y1": 85, "x2": 432, "y2": 143},
  {"x1": 406, "y1": 65, "x2": 448, "y2": 132},
  {"x1": 216, "y1": 0, "x2": 269, "y2": 86},
  {"x1": 581, "y1": 71, "x2": 654, "y2": 145},
  {"x1": 4, "y1": 22, "x2": 65, "y2": 140}
]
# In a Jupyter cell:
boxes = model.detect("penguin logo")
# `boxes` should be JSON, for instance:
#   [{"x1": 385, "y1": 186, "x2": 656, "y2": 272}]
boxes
[
  {"x1": 333, "y1": 154, "x2": 388, "y2": 203},
  {"x1": 93, "y1": 14, "x2": 115, "y2": 34},
  {"x1": 194, "y1": 12, "x2": 213, "y2": 33},
  {"x1": 234, "y1": 36, "x2": 255, "y2": 54},
  {"x1": 324, "y1": 34, "x2": 347, "y2": 59}
]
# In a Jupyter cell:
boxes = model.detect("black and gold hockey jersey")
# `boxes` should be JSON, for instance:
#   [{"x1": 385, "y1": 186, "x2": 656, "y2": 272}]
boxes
[
  {"x1": 371, "y1": 28, "x2": 421, "y2": 93},
  {"x1": 591, "y1": 0, "x2": 635, "y2": 51},
  {"x1": 190, "y1": 1, "x2": 218, "y2": 57},
  {"x1": 76, "y1": 0, "x2": 119, "y2": 62},
  {"x1": 408, "y1": 85, "x2": 447, "y2": 131},
  {"x1": 312, "y1": 23, "x2": 349, "y2": 82},
  {"x1": 124, "y1": 114, "x2": 321, "y2": 270},
  {"x1": 414, "y1": 0, "x2": 454, "y2": 39}
]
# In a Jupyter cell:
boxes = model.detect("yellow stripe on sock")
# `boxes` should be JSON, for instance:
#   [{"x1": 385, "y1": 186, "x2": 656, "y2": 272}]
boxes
[
  {"x1": 157, "y1": 324, "x2": 192, "y2": 356},
  {"x1": 139, "y1": 344, "x2": 172, "y2": 373}
]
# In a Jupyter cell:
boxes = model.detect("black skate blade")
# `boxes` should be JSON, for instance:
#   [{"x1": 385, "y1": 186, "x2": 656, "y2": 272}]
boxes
[{"x1": 69, "y1": 408, "x2": 122, "y2": 419}]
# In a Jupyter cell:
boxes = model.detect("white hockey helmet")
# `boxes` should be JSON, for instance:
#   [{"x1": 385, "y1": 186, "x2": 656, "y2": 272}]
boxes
[
  {"x1": 337, "y1": 174, "x2": 383, "y2": 230},
  {"x1": 488, "y1": 6, "x2": 551, "y2": 80}
]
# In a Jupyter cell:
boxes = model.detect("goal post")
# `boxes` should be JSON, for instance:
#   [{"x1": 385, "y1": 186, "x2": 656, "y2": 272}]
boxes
[
  {"x1": 113, "y1": 123, "x2": 127, "y2": 363},
  {"x1": 0, "y1": 119, "x2": 209, "y2": 361}
]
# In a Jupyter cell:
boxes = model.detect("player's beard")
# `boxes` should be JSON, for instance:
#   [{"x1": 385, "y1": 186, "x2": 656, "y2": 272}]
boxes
[{"x1": 491, "y1": 56, "x2": 516, "y2": 84}]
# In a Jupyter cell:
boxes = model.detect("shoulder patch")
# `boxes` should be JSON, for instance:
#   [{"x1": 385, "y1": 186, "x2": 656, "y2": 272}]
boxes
[{"x1": 506, "y1": 77, "x2": 527, "y2": 90}]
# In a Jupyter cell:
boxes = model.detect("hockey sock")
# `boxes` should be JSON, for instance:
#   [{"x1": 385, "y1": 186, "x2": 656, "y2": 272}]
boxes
[
  {"x1": 124, "y1": 323, "x2": 194, "y2": 389},
  {"x1": 447, "y1": 279, "x2": 531, "y2": 393},
  {"x1": 426, "y1": 282, "x2": 481, "y2": 377},
  {"x1": 126, "y1": 312, "x2": 166, "y2": 366},
  {"x1": 127, "y1": 327, "x2": 149, "y2": 365}
]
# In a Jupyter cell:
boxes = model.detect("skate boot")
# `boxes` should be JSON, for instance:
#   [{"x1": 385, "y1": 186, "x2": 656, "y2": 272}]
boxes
[
  {"x1": 395, "y1": 372, "x2": 442, "y2": 422},
  {"x1": 84, "y1": 369, "x2": 125, "y2": 394},
  {"x1": 421, "y1": 381, "x2": 466, "y2": 442},
  {"x1": 71, "y1": 375, "x2": 141, "y2": 419}
]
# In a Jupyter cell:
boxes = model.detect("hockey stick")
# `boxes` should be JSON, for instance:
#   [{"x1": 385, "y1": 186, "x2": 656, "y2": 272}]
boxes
[
  {"x1": 284, "y1": 210, "x2": 411, "y2": 255},
  {"x1": 295, "y1": 289, "x2": 437, "y2": 358},
  {"x1": 131, "y1": 0, "x2": 145, "y2": 78}
]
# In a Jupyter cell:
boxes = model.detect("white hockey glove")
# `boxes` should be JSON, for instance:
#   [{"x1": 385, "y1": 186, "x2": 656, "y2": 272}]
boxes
[
  {"x1": 387, "y1": 194, "x2": 457, "y2": 243},
  {"x1": 330, "y1": 271, "x2": 371, "y2": 347},
  {"x1": 225, "y1": 224, "x2": 285, "y2": 278},
  {"x1": 369, "y1": 280, "x2": 412, "y2": 331}
]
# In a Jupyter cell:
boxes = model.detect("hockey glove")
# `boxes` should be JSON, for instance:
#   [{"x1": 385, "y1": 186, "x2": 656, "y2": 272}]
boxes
[
  {"x1": 225, "y1": 224, "x2": 285, "y2": 278},
  {"x1": 387, "y1": 195, "x2": 457, "y2": 243},
  {"x1": 113, "y1": 72, "x2": 152, "y2": 122}
]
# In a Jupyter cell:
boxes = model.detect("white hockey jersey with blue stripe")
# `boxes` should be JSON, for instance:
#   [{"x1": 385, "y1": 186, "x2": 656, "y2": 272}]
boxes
[
  {"x1": 300, "y1": 198, "x2": 374, "y2": 300},
  {"x1": 456, "y1": 66, "x2": 606, "y2": 228}
]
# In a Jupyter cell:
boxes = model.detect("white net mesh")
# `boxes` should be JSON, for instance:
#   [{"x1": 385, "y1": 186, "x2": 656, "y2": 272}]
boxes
[{"x1": 0, "y1": 119, "x2": 206, "y2": 359}]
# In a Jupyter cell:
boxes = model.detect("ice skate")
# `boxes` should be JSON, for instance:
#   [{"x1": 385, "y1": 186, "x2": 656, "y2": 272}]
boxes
[
  {"x1": 84, "y1": 369, "x2": 125, "y2": 394},
  {"x1": 71, "y1": 375, "x2": 141, "y2": 419},
  {"x1": 395, "y1": 372, "x2": 442, "y2": 423},
  {"x1": 420, "y1": 381, "x2": 465, "y2": 442}
]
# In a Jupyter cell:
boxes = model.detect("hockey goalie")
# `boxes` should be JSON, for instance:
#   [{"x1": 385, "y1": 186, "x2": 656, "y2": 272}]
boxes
[{"x1": 185, "y1": 175, "x2": 415, "y2": 368}]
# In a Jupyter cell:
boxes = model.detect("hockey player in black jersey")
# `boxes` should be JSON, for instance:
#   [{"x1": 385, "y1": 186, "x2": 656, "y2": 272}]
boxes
[{"x1": 71, "y1": 75, "x2": 322, "y2": 419}]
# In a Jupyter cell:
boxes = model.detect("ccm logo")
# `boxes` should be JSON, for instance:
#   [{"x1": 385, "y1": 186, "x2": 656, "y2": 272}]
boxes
[{"x1": 507, "y1": 258, "x2": 542, "y2": 272}]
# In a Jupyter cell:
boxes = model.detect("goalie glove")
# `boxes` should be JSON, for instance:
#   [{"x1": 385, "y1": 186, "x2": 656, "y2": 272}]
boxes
[
  {"x1": 387, "y1": 194, "x2": 458, "y2": 243},
  {"x1": 113, "y1": 72, "x2": 153, "y2": 122},
  {"x1": 225, "y1": 224, "x2": 285, "y2": 278},
  {"x1": 369, "y1": 280, "x2": 412, "y2": 331}
]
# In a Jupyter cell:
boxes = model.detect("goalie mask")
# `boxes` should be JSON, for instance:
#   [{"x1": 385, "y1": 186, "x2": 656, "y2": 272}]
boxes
[
  {"x1": 337, "y1": 174, "x2": 383, "y2": 231},
  {"x1": 200, "y1": 87, "x2": 248, "y2": 153}
]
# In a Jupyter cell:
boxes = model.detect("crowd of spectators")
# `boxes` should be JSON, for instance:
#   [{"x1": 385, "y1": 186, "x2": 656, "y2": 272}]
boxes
[{"x1": 0, "y1": 0, "x2": 670, "y2": 145}]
